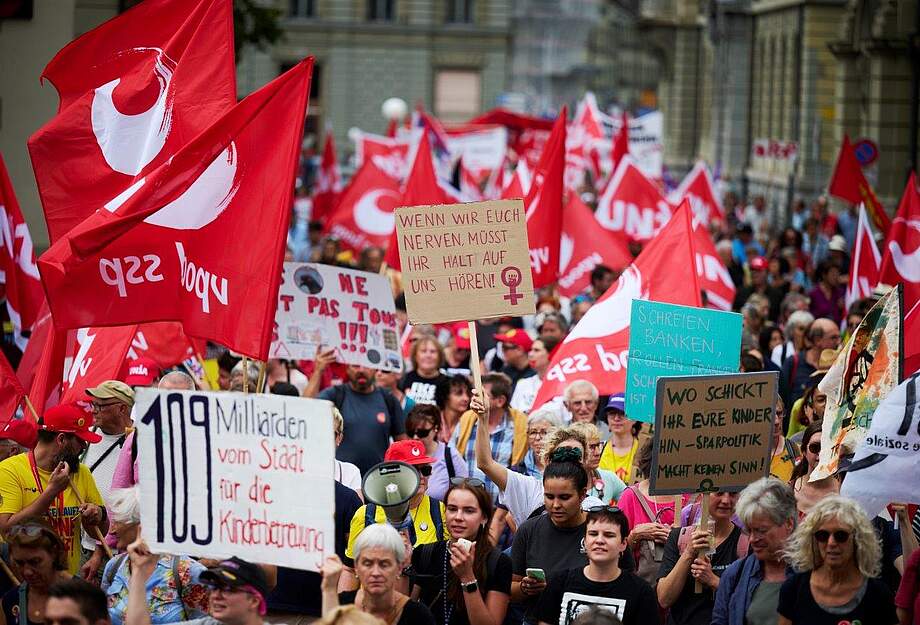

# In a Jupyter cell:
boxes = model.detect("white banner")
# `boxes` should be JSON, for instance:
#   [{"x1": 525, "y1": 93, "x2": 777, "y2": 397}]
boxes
[
  {"x1": 270, "y1": 262, "x2": 402, "y2": 371},
  {"x1": 598, "y1": 111, "x2": 664, "y2": 180},
  {"x1": 136, "y1": 389, "x2": 335, "y2": 571},
  {"x1": 446, "y1": 126, "x2": 508, "y2": 172}
]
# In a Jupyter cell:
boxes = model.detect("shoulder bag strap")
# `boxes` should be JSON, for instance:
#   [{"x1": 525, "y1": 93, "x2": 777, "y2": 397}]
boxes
[
  {"x1": 443, "y1": 444, "x2": 455, "y2": 480},
  {"x1": 17, "y1": 583, "x2": 27, "y2": 625},
  {"x1": 630, "y1": 486, "x2": 657, "y2": 523}
]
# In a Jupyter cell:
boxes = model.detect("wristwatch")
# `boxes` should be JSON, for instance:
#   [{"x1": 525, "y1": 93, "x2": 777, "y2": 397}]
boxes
[{"x1": 462, "y1": 579, "x2": 479, "y2": 593}]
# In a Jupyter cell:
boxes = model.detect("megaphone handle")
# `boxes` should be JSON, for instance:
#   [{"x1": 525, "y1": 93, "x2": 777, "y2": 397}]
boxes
[{"x1": 468, "y1": 321, "x2": 482, "y2": 390}]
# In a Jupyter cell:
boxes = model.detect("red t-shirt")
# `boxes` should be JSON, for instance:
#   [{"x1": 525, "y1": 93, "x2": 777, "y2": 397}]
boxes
[{"x1": 896, "y1": 548, "x2": 920, "y2": 625}]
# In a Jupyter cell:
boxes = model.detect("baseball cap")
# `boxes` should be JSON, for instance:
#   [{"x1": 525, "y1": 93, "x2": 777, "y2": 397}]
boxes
[
  {"x1": 41, "y1": 403, "x2": 102, "y2": 444},
  {"x1": 828, "y1": 235, "x2": 847, "y2": 253},
  {"x1": 384, "y1": 439, "x2": 437, "y2": 466},
  {"x1": 494, "y1": 328, "x2": 533, "y2": 352},
  {"x1": 86, "y1": 380, "x2": 135, "y2": 406},
  {"x1": 0, "y1": 419, "x2": 38, "y2": 449},
  {"x1": 200, "y1": 556, "x2": 269, "y2": 598},
  {"x1": 749, "y1": 256, "x2": 768, "y2": 271},
  {"x1": 452, "y1": 323, "x2": 471, "y2": 350},
  {"x1": 124, "y1": 357, "x2": 159, "y2": 387},
  {"x1": 605, "y1": 393, "x2": 626, "y2": 413}
]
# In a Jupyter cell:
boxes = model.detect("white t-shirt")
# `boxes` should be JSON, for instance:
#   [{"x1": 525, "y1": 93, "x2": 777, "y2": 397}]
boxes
[
  {"x1": 501, "y1": 468, "x2": 544, "y2": 524},
  {"x1": 81, "y1": 429, "x2": 128, "y2": 551},
  {"x1": 771, "y1": 341, "x2": 795, "y2": 368},
  {"x1": 510, "y1": 375, "x2": 542, "y2": 414},
  {"x1": 335, "y1": 459, "x2": 362, "y2": 493}
]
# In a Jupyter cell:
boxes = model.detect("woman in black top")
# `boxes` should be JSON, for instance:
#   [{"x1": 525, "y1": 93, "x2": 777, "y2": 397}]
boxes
[
  {"x1": 400, "y1": 337, "x2": 450, "y2": 405},
  {"x1": 412, "y1": 477, "x2": 512, "y2": 625},
  {"x1": 1, "y1": 521, "x2": 72, "y2": 625}
]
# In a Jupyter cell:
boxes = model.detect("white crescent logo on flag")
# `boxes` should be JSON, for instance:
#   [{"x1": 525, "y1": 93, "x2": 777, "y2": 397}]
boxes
[
  {"x1": 91, "y1": 48, "x2": 176, "y2": 176},
  {"x1": 559, "y1": 233, "x2": 574, "y2": 272},
  {"x1": 889, "y1": 220, "x2": 920, "y2": 282},
  {"x1": 354, "y1": 189, "x2": 400, "y2": 235}
]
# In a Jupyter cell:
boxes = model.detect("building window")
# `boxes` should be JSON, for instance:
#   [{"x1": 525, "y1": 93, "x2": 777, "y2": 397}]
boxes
[
  {"x1": 367, "y1": 0, "x2": 394, "y2": 21},
  {"x1": 434, "y1": 70, "x2": 480, "y2": 123},
  {"x1": 288, "y1": 0, "x2": 314, "y2": 18},
  {"x1": 446, "y1": 0, "x2": 472, "y2": 24}
]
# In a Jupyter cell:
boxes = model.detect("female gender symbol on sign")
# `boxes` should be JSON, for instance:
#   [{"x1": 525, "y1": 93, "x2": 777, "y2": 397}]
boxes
[{"x1": 501, "y1": 266, "x2": 523, "y2": 305}]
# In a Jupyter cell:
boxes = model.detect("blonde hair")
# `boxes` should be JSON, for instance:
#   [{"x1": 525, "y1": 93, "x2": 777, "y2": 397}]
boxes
[
  {"x1": 409, "y1": 336, "x2": 446, "y2": 371},
  {"x1": 783, "y1": 495, "x2": 881, "y2": 577},
  {"x1": 570, "y1": 421, "x2": 601, "y2": 444},
  {"x1": 333, "y1": 407, "x2": 344, "y2": 434},
  {"x1": 541, "y1": 425, "x2": 588, "y2": 465},
  {"x1": 318, "y1": 606, "x2": 385, "y2": 625}
]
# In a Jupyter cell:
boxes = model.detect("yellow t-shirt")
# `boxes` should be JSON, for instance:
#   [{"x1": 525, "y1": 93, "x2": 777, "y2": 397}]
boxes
[
  {"x1": 598, "y1": 439, "x2": 639, "y2": 485},
  {"x1": 345, "y1": 495, "x2": 450, "y2": 560},
  {"x1": 0, "y1": 453, "x2": 104, "y2": 574},
  {"x1": 770, "y1": 439, "x2": 799, "y2": 483}
]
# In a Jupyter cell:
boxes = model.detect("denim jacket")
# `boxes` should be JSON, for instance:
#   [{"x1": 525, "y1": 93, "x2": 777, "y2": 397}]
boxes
[{"x1": 711, "y1": 554, "x2": 793, "y2": 625}]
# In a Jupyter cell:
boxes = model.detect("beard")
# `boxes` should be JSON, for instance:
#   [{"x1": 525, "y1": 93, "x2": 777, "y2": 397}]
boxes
[{"x1": 55, "y1": 452, "x2": 81, "y2": 475}]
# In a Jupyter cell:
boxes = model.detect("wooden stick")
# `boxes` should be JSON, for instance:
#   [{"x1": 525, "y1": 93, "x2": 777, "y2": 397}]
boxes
[
  {"x1": 695, "y1": 495, "x2": 710, "y2": 593},
  {"x1": 672, "y1": 495, "x2": 682, "y2": 528},
  {"x1": 194, "y1": 350, "x2": 219, "y2": 391},
  {"x1": 256, "y1": 361, "x2": 267, "y2": 394},
  {"x1": 0, "y1": 558, "x2": 19, "y2": 586},
  {"x1": 69, "y1": 478, "x2": 113, "y2": 559},
  {"x1": 242, "y1": 355, "x2": 249, "y2": 394},
  {"x1": 466, "y1": 321, "x2": 482, "y2": 391},
  {"x1": 23, "y1": 395, "x2": 40, "y2": 422}
]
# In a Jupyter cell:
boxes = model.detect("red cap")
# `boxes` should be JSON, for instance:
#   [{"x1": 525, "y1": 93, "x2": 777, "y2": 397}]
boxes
[
  {"x1": 494, "y1": 328, "x2": 533, "y2": 351},
  {"x1": 41, "y1": 403, "x2": 102, "y2": 444},
  {"x1": 124, "y1": 357, "x2": 159, "y2": 387},
  {"x1": 749, "y1": 256, "x2": 768, "y2": 271},
  {"x1": 453, "y1": 323, "x2": 471, "y2": 350},
  {"x1": 0, "y1": 419, "x2": 38, "y2": 449},
  {"x1": 384, "y1": 439, "x2": 436, "y2": 466}
]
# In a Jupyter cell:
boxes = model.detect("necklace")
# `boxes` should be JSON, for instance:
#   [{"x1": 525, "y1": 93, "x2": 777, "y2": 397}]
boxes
[
  {"x1": 360, "y1": 593, "x2": 399, "y2": 625},
  {"x1": 442, "y1": 545, "x2": 455, "y2": 625}
]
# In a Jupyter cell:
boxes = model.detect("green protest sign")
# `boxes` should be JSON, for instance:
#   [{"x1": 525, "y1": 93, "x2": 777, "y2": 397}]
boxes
[{"x1": 625, "y1": 300, "x2": 742, "y2": 423}]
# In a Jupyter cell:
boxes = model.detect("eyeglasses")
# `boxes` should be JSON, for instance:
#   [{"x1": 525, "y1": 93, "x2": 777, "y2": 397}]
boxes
[
  {"x1": 7, "y1": 524, "x2": 49, "y2": 539},
  {"x1": 587, "y1": 505, "x2": 622, "y2": 514},
  {"x1": 416, "y1": 465, "x2": 433, "y2": 477},
  {"x1": 407, "y1": 427, "x2": 433, "y2": 439},
  {"x1": 814, "y1": 529, "x2": 850, "y2": 544},
  {"x1": 527, "y1": 429, "x2": 549, "y2": 438},
  {"x1": 450, "y1": 477, "x2": 485, "y2": 488},
  {"x1": 91, "y1": 401, "x2": 121, "y2": 412},
  {"x1": 205, "y1": 582, "x2": 248, "y2": 595},
  {"x1": 568, "y1": 400, "x2": 596, "y2": 408},
  {"x1": 808, "y1": 442, "x2": 821, "y2": 454}
]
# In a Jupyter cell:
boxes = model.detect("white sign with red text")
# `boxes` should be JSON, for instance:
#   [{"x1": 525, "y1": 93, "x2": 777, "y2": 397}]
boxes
[{"x1": 270, "y1": 262, "x2": 402, "y2": 372}]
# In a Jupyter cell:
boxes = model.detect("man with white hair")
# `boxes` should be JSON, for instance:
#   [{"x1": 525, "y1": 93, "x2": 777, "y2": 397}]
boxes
[{"x1": 564, "y1": 380, "x2": 599, "y2": 424}]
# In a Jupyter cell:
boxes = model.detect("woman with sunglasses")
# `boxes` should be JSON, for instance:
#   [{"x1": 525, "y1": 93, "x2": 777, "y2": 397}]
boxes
[
  {"x1": 409, "y1": 478, "x2": 511, "y2": 625},
  {"x1": 778, "y1": 495, "x2": 896, "y2": 624},
  {"x1": 405, "y1": 405, "x2": 468, "y2": 502},
  {"x1": 0, "y1": 520, "x2": 71, "y2": 625},
  {"x1": 790, "y1": 423, "x2": 839, "y2": 518},
  {"x1": 534, "y1": 506, "x2": 657, "y2": 625}
]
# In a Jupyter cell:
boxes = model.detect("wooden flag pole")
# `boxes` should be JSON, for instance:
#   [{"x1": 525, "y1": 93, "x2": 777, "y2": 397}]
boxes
[
  {"x1": 672, "y1": 495, "x2": 682, "y2": 528},
  {"x1": 466, "y1": 321, "x2": 482, "y2": 391},
  {"x1": 694, "y1": 496, "x2": 710, "y2": 593},
  {"x1": 256, "y1": 361, "x2": 267, "y2": 394},
  {"x1": 23, "y1": 396, "x2": 40, "y2": 422},
  {"x1": 242, "y1": 355, "x2": 249, "y2": 394},
  {"x1": 69, "y1": 478, "x2": 113, "y2": 559},
  {"x1": 194, "y1": 350, "x2": 219, "y2": 391}
]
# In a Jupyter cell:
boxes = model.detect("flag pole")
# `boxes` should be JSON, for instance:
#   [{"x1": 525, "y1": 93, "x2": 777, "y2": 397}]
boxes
[
  {"x1": 242, "y1": 355, "x2": 249, "y2": 394},
  {"x1": 23, "y1": 396, "x2": 40, "y2": 422},
  {"x1": 466, "y1": 321, "x2": 482, "y2": 391},
  {"x1": 194, "y1": 350, "x2": 218, "y2": 391},
  {"x1": 68, "y1": 478, "x2": 114, "y2": 559},
  {"x1": 256, "y1": 361, "x2": 267, "y2": 393}
]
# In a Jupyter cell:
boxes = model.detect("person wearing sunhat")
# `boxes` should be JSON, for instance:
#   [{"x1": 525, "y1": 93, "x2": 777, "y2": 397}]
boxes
[
  {"x1": 126, "y1": 537, "x2": 269, "y2": 625},
  {"x1": 0, "y1": 402, "x2": 106, "y2": 576},
  {"x1": 345, "y1": 439, "x2": 449, "y2": 568}
]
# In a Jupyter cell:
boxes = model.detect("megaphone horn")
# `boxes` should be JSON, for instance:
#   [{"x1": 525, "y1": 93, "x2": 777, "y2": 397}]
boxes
[{"x1": 361, "y1": 461, "x2": 420, "y2": 529}]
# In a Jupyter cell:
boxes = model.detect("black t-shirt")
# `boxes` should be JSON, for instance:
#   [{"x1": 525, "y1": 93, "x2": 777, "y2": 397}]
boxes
[
  {"x1": 339, "y1": 590, "x2": 437, "y2": 625},
  {"x1": 777, "y1": 571, "x2": 897, "y2": 624},
  {"x1": 319, "y1": 384, "x2": 405, "y2": 474},
  {"x1": 657, "y1": 525, "x2": 744, "y2": 625},
  {"x1": 267, "y1": 481, "x2": 363, "y2": 615},
  {"x1": 400, "y1": 371, "x2": 449, "y2": 405},
  {"x1": 411, "y1": 541, "x2": 512, "y2": 625},
  {"x1": 535, "y1": 567, "x2": 658, "y2": 625}
]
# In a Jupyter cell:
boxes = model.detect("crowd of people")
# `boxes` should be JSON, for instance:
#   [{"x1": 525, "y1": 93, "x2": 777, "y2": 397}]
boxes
[{"x1": 0, "y1": 185, "x2": 917, "y2": 625}]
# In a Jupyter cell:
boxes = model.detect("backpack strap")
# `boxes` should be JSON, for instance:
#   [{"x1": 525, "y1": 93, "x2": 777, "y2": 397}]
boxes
[
  {"x1": 17, "y1": 583, "x2": 27, "y2": 625},
  {"x1": 429, "y1": 498, "x2": 444, "y2": 539},
  {"x1": 443, "y1": 445, "x2": 456, "y2": 480},
  {"x1": 365, "y1": 504, "x2": 376, "y2": 529},
  {"x1": 380, "y1": 389, "x2": 401, "y2": 424},
  {"x1": 104, "y1": 553, "x2": 129, "y2": 590},
  {"x1": 630, "y1": 486, "x2": 657, "y2": 523}
]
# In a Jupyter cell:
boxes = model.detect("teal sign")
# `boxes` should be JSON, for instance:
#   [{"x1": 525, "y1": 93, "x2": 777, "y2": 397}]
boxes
[{"x1": 625, "y1": 300, "x2": 742, "y2": 423}]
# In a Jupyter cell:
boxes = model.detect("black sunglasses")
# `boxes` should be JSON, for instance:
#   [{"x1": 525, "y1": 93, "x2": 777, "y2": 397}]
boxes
[
  {"x1": 416, "y1": 465, "x2": 432, "y2": 477},
  {"x1": 814, "y1": 529, "x2": 850, "y2": 544},
  {"x1": 407, "y1": 427, "x2": 433, "y2": 439},
  {"x1": 450, "y1": 477, "x2": 485, "y2": 488},
  {"x1": 808, "y1": 442, "x2": 821, "y2": 454},
  {"x1": 587, "y1": 505, "x2": 623, "y2": 514}
]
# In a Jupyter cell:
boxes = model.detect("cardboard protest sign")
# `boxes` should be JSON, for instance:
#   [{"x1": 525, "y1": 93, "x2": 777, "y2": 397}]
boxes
[
  {"x1": 270, "y1": 262, "x2": 401, "y2": 372},
  {"x1": 136, "y1": 388, "x2": 335, "y2": 571},
  {"x1": 626, "y1": 301, "x2": 742, "y2": 423},
  {"x1": 650, "y1": 371, "x2": 778, "y2": 495},
  {"x1": 396, "y1": 199, "x2": 534, "y2": 324}
]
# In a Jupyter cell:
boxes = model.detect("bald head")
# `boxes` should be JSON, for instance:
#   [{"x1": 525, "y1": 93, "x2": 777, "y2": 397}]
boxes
[
  {"x1": 808, "y1": 318, "x2": 841, "y2": 352},
  {"x1": 158, "y1": 371, "x2": 197, "y2": 391}
]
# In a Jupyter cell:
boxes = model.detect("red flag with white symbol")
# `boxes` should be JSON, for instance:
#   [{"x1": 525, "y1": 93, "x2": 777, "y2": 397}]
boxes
[
  {"x1": 596, "y1": 157, "x2": 674, "y2": 243},
  {"x1": 125, "y1": 322, "x2": 205, "y2": 369},
  {"x1": 0, "y1": 154, "x2": 44, "y2": 349},
  {"x1": 532, "y1": 200, "x2": 701, "y2": 411},
  {"x1": 525, "y1": 109, "x2": 566, "y2": 289},
  {"x1": 351, "y1": 130, "x2": 413, "y2": 180},
  {"x1": 312, "y1": 132, "x2": 342, "y2": 223},
  {"x1": 557, "y1": 193, "x2": 632, "y2": 298},
  {"x1": 27, "y1": 0, "x2": 236, "y2": 243},
  {"x1": 610, "y1": 111, "x2": 630, "y2": 175},
  {"x1": 692, "y1": 216, "x2": 736, "y2": 311},
  {"x1": 37, "y1": 59, "x2": 313, "y2": 361},
  {"x1": 325, "y1": 159, "x2": 403, "y2": 254},
  {"x1": 60, "y1": 325, "x2": 137, "y2": 404},
  {"x1": 828, "y1": 135, "x2": 891, "y2": 235},
  {"x1": 501, "y1": 161, "x2": 531, "y2": 200},
  {"x1": 845, "y1": 204, "x2": 881, "y2": 311},
  {"x1": 670, "y1": 160, "x2": 725, "y2": 224},
  {"x1": 879, "y1": 174, "x2": 920, "y2": 375}
]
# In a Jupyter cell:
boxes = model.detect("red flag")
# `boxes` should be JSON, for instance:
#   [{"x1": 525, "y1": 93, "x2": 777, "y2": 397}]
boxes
[
  {"x1": 828, "y1": 135, "x2": 891, "y2": 235},
  {"x1": 610, "y1": 111, "x2": 630, "y2": 174},
  {"x1": 28, "y1": 0, "x2": 236, "y2": 243},
  {"x1": 26, "y1": 322, "x2": 67, "y2": 415},
  {"x1": 0, "y1": 154, "x2": 44, "y2": 348},
  {"x1": 37, "y1": 59, "x2": 313, "y2": 361},
  {"x1": 670, "y1": 160, "x2": 725, "y2": 224},
  {"x1": 565, "y1": 94, "x2": 605, "y2": 189},
  {"x1": 0, "y1": 350, "x2": 27, "y2": 424},
  {"x1": 16, "y1": 302, "x2": 52, "y2": 394},
  {"x1": 459, "y1": 159, "x2": 485, "y2": 201},
  {"x1": 470, "y1": 109, "x2": 553, "y2": 170},
  {"x1": 125, "y1": 322, "x2": 204, "y2": 369},
  {"x1": 312, "y1": 132, "x2": 342, "y2": 223},
  {"x1": 532, "y1": 200, "x2": 701, "y2": 411},
  {"x1": 501, "y1": 161, "x2": 531, "y2": 200},
  {"x1": 482, "y1": 160, "x2": 507, "y2": 200},
  {"x1": 60, "y1": 325, "x2": 137, "y2": 404},
  {"x1": 879, "y1": 173, "x2": 920, "y2": 375},
  {"x1": 557, "y1": 194, "x2": 632, "y2": 298},
  {"x1": 352, "y1": 130, "x2": 413, "y2": 180},
  {"x1": 596, "y1": 157, "x2": 673, "y2": 242},
  {"x1": 525, "y1": 109, "x2": 566, "y2": 288},
  {"x1": 845, "y1": 204, "x2": 881, "y2": 311},
  {"x1": 326, "y1": 160, "x2": 402, "y2": 254},
  {"x1": 692, "y1": 216, "x2": 736, "y2": 311}
]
